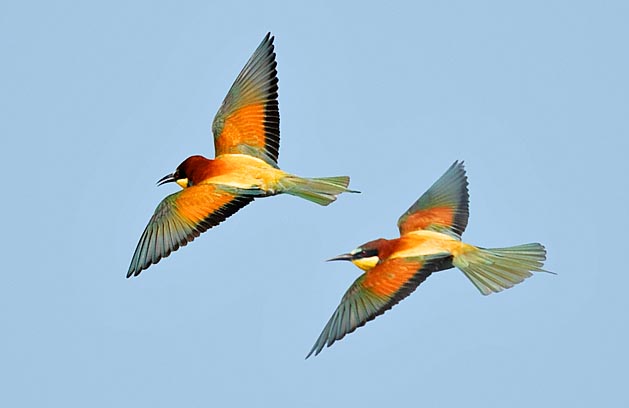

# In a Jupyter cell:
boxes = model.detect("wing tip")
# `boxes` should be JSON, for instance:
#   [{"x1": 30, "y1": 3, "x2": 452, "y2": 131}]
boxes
[
  {"x1": 262, "y1": 31, "x2": 275, "y2": 49},
  {"x1": 305, "y1": 332, "x2": 329, "y2": 359},
  {"x1": 305, "y1": 347, "x2": 318, "y2": 360},
  {"x1": 126, "y1": 257, "x2": 158, "y2": 279}
]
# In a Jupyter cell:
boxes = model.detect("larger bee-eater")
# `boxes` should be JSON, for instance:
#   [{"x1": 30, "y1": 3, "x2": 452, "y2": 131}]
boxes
[
  {"x1": 127, "y1": 33, "x2": 357, "y2": 278},
  {"x1": 307, "y1": 161, "x2": 550, "y2": 358}
]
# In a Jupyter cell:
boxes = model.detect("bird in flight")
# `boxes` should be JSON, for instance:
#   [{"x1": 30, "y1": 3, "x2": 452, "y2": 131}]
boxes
[
  {"x1": 128, "y1": 33, "x2": 357, "y2": 278},
  {"x1": 307, "y1": 161, "x2": 550, "y2": 358}
]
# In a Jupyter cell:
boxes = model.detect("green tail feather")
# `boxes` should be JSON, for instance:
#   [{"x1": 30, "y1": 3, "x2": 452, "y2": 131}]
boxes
[
  {"x1": 453, "y1": 243, "x2": 550, "y2": 295},
  {"x1": 281, "y1": 175, "x2": 359, "y2": 206}
]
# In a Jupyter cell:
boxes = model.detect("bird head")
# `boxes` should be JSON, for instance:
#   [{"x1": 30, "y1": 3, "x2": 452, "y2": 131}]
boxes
[
  {"x1": 157, "y1": 155, "x2": 211, "y2": 189},
  {"x1": 327, "y1": 239, "x2": 388, "y2": 271}
]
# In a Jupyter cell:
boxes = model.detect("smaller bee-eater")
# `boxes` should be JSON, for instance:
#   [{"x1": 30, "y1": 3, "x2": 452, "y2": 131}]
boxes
[
  {"x1": 127, "y1": 33, "x2": 357, "y2": 278},
  {"x1": 307, "y1": 161, "x2": 551, "y2": 358}
]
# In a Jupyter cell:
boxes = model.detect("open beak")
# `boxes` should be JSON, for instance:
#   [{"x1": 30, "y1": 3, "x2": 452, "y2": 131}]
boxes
[
  {"x1": 326, "y1": 253, "x2": 353, "y2": 262},
  {"x1": 156, "y1": 173, "x2": 176, "y2": 186}
]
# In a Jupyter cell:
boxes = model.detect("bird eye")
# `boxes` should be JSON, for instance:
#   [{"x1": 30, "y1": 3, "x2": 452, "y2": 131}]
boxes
[{"x1": 361, "y1": 248, "x2": 378, "y2": 258}]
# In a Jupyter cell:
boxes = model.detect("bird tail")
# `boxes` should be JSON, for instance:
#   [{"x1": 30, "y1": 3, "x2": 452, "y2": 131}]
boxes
[
  {"x1": 280, "y1": 175, "x2": 359, "y2": 206},
  {"x1": 452, "y1": 243, "x2": 549, "y2": 295}
]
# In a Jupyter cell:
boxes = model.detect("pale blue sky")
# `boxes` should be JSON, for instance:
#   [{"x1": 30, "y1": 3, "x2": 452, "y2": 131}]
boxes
[{"x1": 2, "y1": 1, "x2": 628, "y2": 406}]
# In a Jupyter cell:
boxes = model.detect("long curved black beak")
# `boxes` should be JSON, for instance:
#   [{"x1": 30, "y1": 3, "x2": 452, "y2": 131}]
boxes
[
  {"x1": 156, "y1": 173, "x2": 176, "y2": 186},
  {"x1": 326, "y1": 253, "x2": 353, "y2": 262}
]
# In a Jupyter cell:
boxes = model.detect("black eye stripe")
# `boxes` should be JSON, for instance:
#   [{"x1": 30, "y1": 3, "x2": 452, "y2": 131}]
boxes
[{"x1": 354, "y1": 248, "x2": 378, "y2": 259}]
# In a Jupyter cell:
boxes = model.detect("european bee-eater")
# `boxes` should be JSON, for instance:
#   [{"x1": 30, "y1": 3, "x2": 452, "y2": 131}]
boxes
[
  {"x1": 127, "y1": 33, "x2": 357, "y2": 278},
  {"x1": 307, "y1": 161, "x2": 550, "y2": 358}
]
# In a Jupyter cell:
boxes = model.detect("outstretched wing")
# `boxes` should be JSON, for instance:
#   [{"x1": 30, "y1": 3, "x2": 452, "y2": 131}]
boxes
[
  {"x1": 211, "y1": 33, "x2": 280, "y2": 166},
  {"x1": 397, "y1": 161, "x2": 469, "y2": 238},
  {"x1": 127, "y1": 184, "x2": 253, "y2": 278},
  {"x1": 306, "y1": 256, "x2": 451, "y2": 358}
]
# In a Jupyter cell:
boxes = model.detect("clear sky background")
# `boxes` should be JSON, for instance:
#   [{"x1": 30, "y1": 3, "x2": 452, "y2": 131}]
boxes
[{"x1": 2, "y1": 1, "x2": 627, "y2": 406}]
